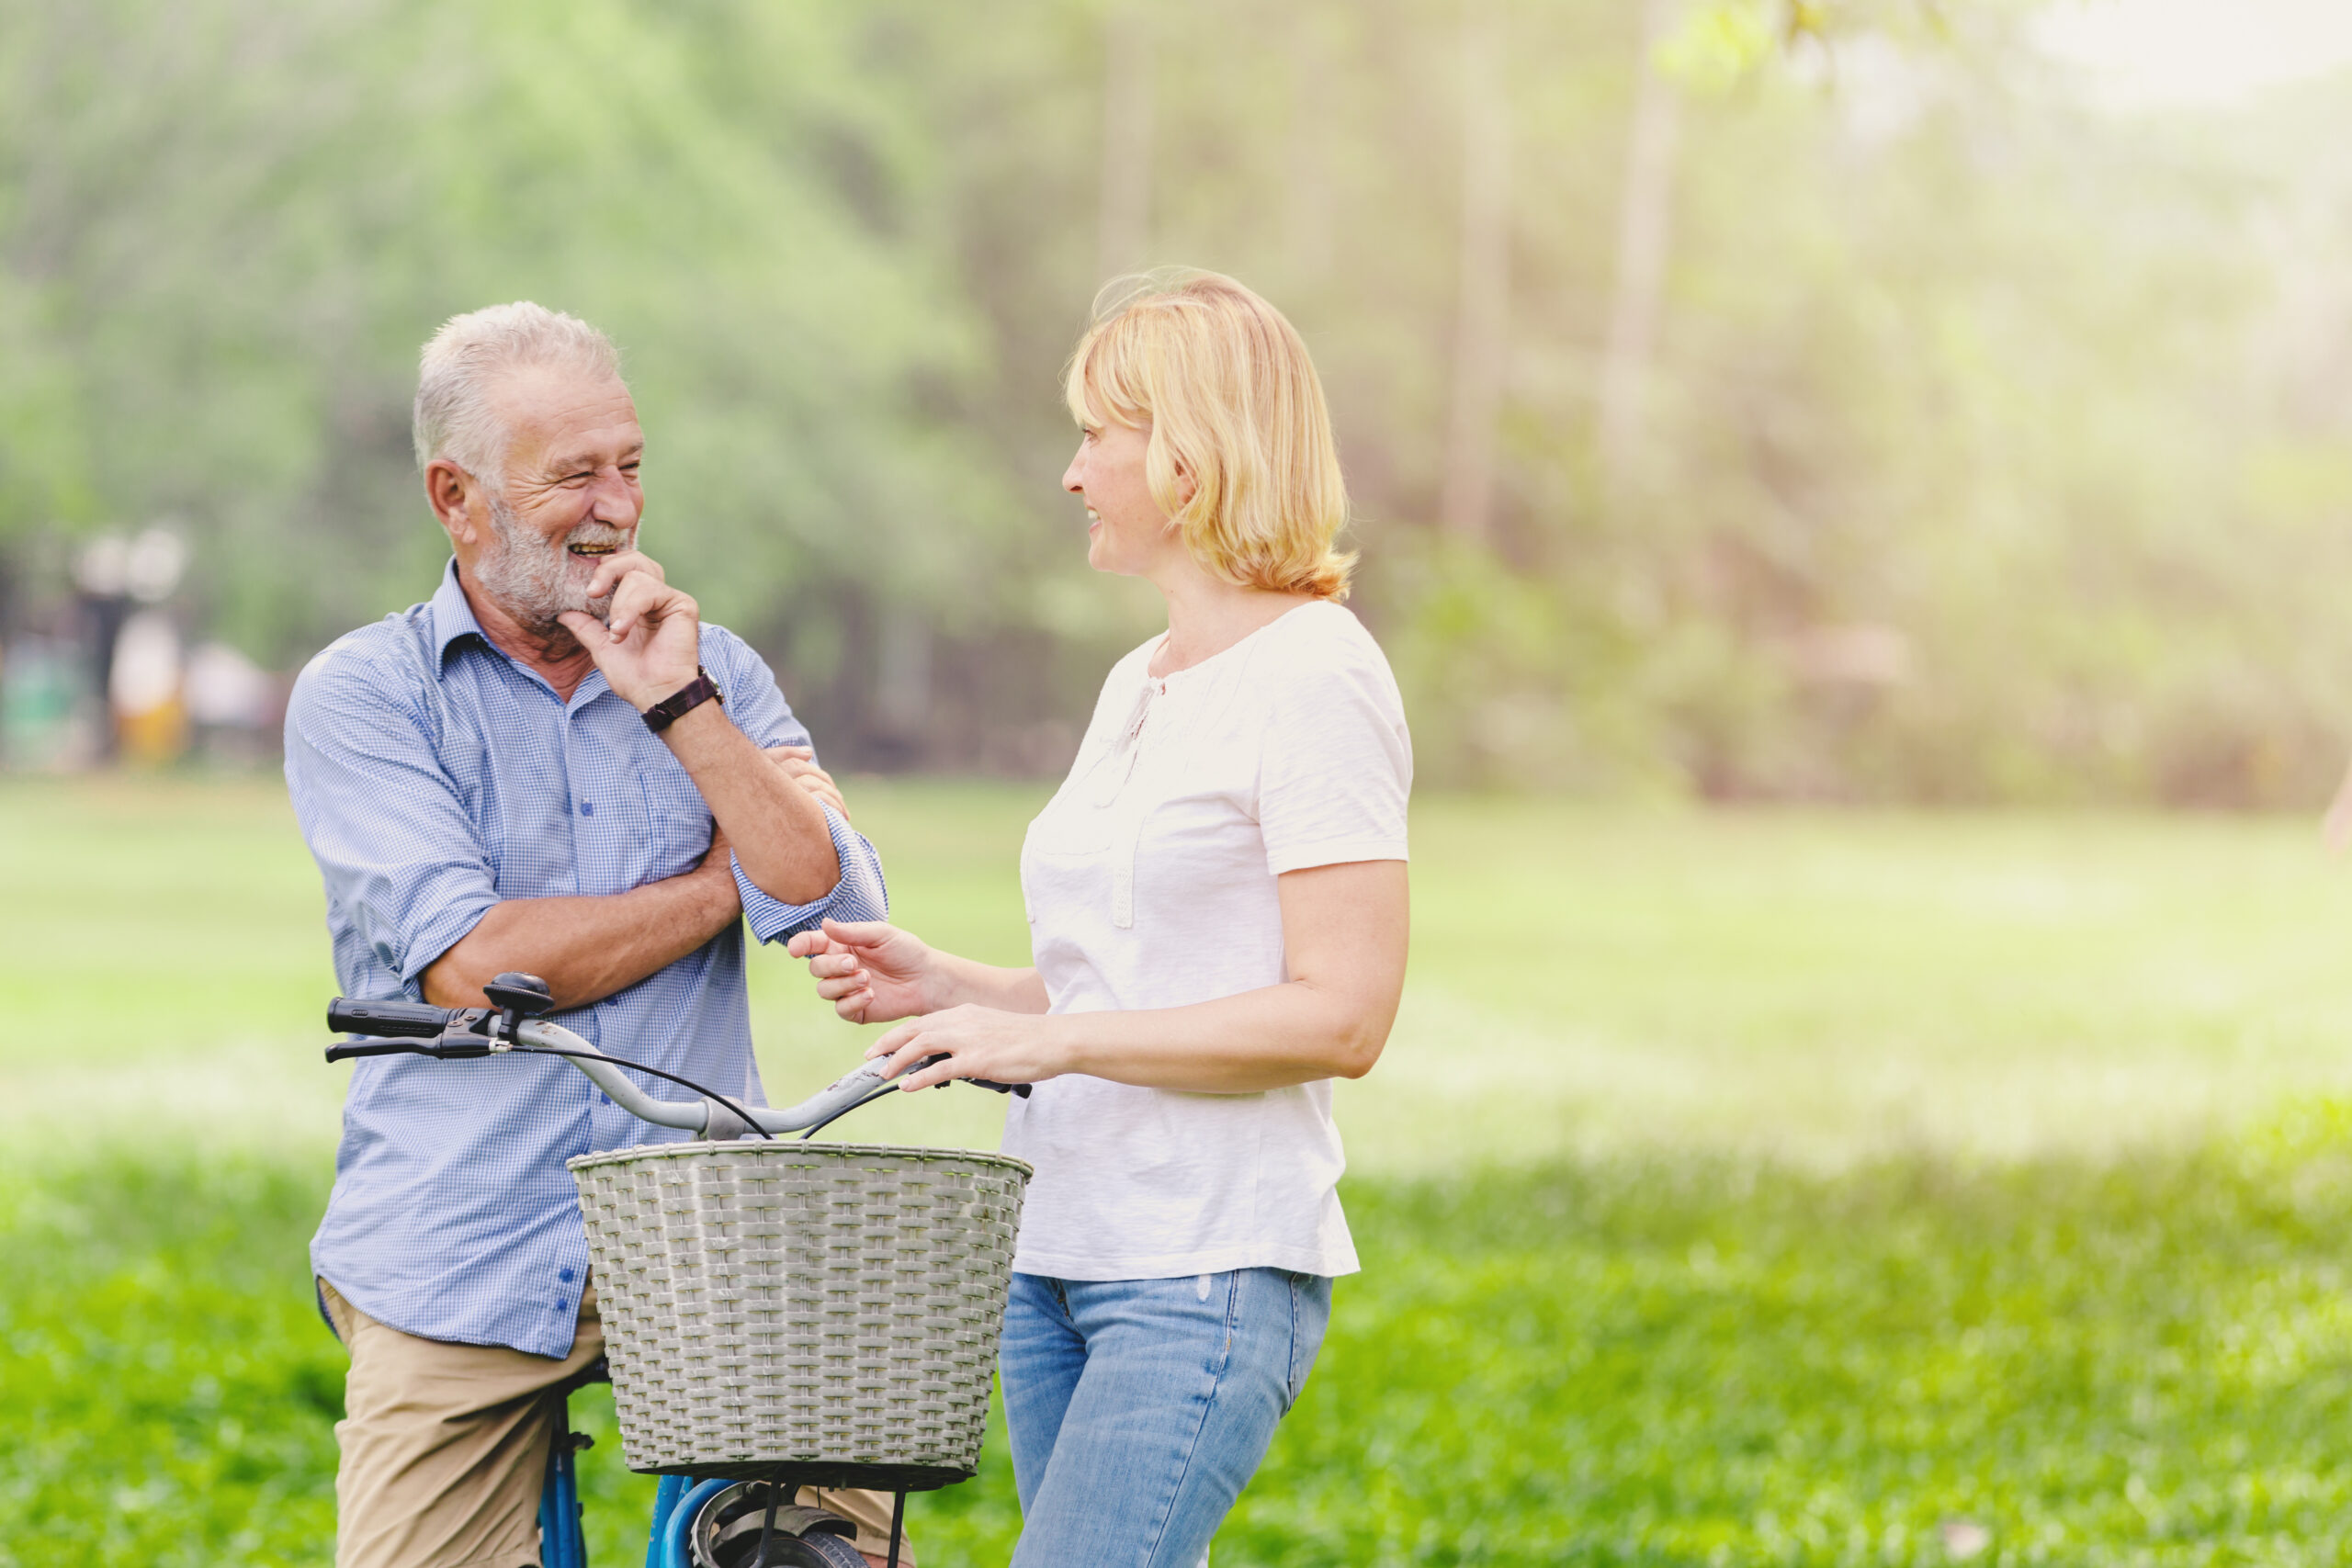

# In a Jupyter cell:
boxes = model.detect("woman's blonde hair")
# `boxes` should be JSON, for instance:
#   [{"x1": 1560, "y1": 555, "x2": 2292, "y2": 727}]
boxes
[{"x1": 1064, "y1": 269, "x2": 1354, "y2": 599}]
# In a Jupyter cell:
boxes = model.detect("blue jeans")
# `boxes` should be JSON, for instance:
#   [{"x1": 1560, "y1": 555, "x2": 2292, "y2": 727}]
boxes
[{"x1": 998, "y1": 1269, "x2": 1333, "y2": 1568}]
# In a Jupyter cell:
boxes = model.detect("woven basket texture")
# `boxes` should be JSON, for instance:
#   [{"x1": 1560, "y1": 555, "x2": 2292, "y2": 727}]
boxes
[{"x1": 568, "y1": 1140, "x2": 1031, "y2": 1476}]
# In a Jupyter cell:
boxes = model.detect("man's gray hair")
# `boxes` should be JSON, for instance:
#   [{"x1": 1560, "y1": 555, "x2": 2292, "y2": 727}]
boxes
[{"x1": 412, "y1": 302, "x2": 622, "y2": 491}]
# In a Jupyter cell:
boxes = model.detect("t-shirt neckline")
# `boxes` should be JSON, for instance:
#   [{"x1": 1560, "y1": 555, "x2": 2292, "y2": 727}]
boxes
[{"x1": 1147, "y1": 600, "x2": 1325, "y2": 685}]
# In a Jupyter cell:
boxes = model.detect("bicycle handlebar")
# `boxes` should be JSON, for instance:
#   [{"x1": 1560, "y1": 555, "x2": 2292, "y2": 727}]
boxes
[
  {"x1": 325, "y1": 991, "x2": 1028, "y2": 1142},
  {"x1": 327, "y1": 997, "x2": 459, "y2": 1038},
  {"x1": 325, "y1": 1036, "x2": 492, "y2": 1062}
]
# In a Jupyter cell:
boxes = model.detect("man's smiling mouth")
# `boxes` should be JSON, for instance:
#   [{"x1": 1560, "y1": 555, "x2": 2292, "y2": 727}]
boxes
[{"x1": 568, "y1": 542, "x2": 617, "y2": 557}]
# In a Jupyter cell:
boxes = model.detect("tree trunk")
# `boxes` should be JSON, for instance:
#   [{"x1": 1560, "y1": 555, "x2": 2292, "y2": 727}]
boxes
[
  {"x1": 1598, "y1": 0, "x2": 1682, "y2": 504},
  {"x1": 1097, "y1": 0, "x2": 1155, "y2": 284},
  {"x1": 1285, "y1": 7, "x2": 1338, "y2": 284},
  {"x1": 1441, "y1": 0, "x2": 1510, "y2": 543}
]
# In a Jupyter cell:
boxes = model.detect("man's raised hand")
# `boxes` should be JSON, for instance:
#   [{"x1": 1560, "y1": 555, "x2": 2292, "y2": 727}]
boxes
[
  {"x1": 786, "y1": 918, "x2": 936, "y2": 1024},
  {"x1": 559, "y1": 565, "x2": 702, "y2": 713},
  {"x1": 582, "y1": 548, "x2": 665, "y2": 600}
]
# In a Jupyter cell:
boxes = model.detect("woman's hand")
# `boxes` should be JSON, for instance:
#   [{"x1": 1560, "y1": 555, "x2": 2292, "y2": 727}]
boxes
[
  {"x1": 866, "y1": 1005, "x2": 1067, "y2": 1091},
  {"x1": 786, "y1": 918, "x2": 938, "y2": 1023}
]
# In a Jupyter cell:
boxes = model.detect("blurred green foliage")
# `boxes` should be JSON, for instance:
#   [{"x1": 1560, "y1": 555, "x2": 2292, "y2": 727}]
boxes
[{"x1": 0, "y1": 0, "x2": 2346, "y2": 795}]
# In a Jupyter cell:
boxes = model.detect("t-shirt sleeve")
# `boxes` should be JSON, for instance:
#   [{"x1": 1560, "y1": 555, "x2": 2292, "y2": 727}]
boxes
[
  {"x1": 283, "y1": 645, "x2": 499, "y2": 998},
  {"x1": 1255, "y1": 635, "x2": 1413, "y2": 876}
]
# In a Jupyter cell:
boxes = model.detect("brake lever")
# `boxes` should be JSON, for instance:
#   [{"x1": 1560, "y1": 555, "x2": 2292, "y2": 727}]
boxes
[
  {"x1": 325, "y1": 1038, "x2": 437, "y2": 1063},
  {"x1": 910, "y1": 1053, "x2": 1031, "y2": 1098}
]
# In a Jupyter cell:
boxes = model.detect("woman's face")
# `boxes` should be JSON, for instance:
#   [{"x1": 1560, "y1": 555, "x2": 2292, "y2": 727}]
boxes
[{"x1": 1063, "y1": 418, "x2": 1174, "y2": 577}]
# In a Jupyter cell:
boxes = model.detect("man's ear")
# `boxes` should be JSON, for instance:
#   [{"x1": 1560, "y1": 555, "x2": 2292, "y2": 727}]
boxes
[{"x1": 424, "y1": 458, "x2": 482, "y2": 545}]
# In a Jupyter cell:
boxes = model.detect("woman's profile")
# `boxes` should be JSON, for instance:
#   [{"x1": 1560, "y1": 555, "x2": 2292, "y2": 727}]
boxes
[{"x1": 790, "y1": 269, "x2": 1412, "y2": 1565}]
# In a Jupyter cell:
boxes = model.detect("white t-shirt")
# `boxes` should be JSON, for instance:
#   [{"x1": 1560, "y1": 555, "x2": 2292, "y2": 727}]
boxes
[{"x1": 1002, "y1": 600, "x2": 1412, "y2": 1280}]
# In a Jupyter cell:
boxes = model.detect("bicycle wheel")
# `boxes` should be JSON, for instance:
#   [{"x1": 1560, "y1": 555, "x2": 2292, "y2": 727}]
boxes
[
  {"x1": 768, "y1": 1533, "x2": 868, "y2": 1568},
  {"x1": 689, "y1": 1481, "x2": 876, "y2": 1568},
  {"x1": 700, "y1": 1520, "x2": 867, "y2": 1567}
]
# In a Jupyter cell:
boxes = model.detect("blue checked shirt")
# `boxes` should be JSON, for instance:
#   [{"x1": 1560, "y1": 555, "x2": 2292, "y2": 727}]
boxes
[{"x1": 286, "y1": 560, "x2": 887, "y2": 1357}]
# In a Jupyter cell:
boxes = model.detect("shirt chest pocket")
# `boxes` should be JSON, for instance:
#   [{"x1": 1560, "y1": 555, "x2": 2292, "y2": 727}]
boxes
[
  {"x1": 638, "y1": 773, "x2": 714, "y2": 883},
  {"x1": 1020, "y1": 791, "x2": 1122, "y2": 928},
  {"x1": 1023, "y1": 790, "x2": 1176, "y2": 931}
]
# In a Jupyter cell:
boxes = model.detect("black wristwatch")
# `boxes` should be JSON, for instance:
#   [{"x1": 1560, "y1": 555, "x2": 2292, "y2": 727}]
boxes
[{"x1": 641, "y1": 666, "x2": 725, "y2": 733}]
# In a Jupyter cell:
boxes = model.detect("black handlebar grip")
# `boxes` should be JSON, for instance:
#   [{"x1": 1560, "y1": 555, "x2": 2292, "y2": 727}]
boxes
[
  {"x1": 328, "y1": 998, "x2": 454, "y2": 1039},
  {"x1": 324, "y1": 1035, "x2": 493, "y2": 1063}
]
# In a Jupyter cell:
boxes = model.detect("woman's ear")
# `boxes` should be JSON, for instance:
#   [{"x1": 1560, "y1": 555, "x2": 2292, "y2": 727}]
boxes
[{"x1": 1170, "y1": 456, "x2": 1200, "y2": 510}]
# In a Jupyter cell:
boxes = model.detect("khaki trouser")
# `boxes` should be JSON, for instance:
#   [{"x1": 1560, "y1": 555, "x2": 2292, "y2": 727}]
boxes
[{"x1": 321, "y1": 1279, "x2": 914, "y2": 1568}]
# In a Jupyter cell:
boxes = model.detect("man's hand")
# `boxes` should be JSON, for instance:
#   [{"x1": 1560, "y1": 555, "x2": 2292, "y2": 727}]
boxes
[
  {"x1": 764, "y1": 745, "x2": 849, "y2": 820},
  {"x1": 583, "y1": 547, "x2": 665, "y2": 595},
  {"x1": 557, "y1": 550, "x2": 842, "y2": 905},
  {"x1": 559, "y1": 567, "x2": 702, "y2": 712}
]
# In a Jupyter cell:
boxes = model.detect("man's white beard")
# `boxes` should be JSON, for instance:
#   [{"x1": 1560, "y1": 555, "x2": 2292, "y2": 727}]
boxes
[{"x1": 472, "y1": 498, "x2": 635, "y2": 636}]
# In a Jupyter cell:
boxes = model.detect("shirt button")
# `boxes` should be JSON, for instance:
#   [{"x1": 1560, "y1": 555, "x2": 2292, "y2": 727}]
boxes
[
  {"x1": 559, "y1": 1268, "x2": 575, "y2": 1282},
  {"x1": 579, "y1": 801, "x2": 595, "y2": 817}
]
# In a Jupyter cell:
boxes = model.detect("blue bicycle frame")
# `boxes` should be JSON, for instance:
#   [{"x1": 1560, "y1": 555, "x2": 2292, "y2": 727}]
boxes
[
  {"x1": 537, "y1": 1400, "x2": 897, "y2": 1568},
  {"x1": 529, "y1": 1389, "x2": 763, "y2": 1568}
]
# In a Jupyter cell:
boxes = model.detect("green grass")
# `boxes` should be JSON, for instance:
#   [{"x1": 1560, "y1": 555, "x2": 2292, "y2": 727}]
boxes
[
  {"x1": 12, "y1": 778, "x2": 2352, "y2": 1164},
  {"x1": 12, "y1": 777, "x2": 2352, "y2": 1563},
  {"x1": 18, "y1": 1130, "x2": 2352, "y2": 1565}
]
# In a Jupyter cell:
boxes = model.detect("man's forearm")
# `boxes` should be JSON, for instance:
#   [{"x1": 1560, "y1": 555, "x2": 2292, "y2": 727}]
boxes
[
  {"x1": 420, "y1": 861, "x2": 741, "y2": 1011},
  {"x1": 659, "y1": 703, "x2": 842, "y2": 904}
]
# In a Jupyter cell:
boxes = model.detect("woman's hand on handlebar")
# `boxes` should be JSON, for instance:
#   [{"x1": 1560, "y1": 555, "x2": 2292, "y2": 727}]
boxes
[
  {"x1": 866, "y1": 1004, "x2": 1063, "y2": 1092},
  {"x1": 786, "y1": 918, "x2": 937, "y2": 1023}
]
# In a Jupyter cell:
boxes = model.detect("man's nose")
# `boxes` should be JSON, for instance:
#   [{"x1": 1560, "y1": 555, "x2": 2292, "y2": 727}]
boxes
[{"x1": 587, "y1": 467, "x2": 643, "y2": 524}]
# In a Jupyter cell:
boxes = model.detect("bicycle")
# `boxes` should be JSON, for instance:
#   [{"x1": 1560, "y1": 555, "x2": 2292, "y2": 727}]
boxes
[{"x1": 326, "y1": 972, "x2": 1033, "y2": 1568}]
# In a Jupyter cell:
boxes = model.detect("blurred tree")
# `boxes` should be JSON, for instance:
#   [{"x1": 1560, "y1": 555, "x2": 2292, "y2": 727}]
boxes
[
  {"x1": 2, "y1": 0, "x2": 2346, "y2": 799},
  {"x1": 1440, "y1": 0, "x2": 1510, "y2": 543}
]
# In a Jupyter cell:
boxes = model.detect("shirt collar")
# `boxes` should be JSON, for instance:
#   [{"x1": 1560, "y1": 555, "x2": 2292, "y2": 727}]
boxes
[
  {"x1": 428, "y1": 558, "x2": 491, "y2": 666},
  {"x1": 425, "y1": 557, "x2": 614, "y2": 707}
]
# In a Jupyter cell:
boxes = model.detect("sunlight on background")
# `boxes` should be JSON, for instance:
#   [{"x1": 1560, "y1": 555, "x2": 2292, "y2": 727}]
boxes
[{"x1": 2041, "y1": 0, "x2": 2352, "y2": 106}]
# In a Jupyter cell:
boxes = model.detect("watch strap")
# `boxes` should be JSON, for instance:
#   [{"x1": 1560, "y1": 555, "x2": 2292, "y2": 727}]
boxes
[{"x1": 642, "y1": 666, "x2": 725, "y2": 733}]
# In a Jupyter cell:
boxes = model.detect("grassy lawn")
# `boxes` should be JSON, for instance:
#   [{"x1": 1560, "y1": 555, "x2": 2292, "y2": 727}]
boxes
[{"x1": 9, "y1": 776, "x2": 2352, "y2": 1563}]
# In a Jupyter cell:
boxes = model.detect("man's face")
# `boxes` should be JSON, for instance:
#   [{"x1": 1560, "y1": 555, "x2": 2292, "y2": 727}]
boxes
[{"x1": 467, "y1": 367, "x2": 646, "y2": 633}]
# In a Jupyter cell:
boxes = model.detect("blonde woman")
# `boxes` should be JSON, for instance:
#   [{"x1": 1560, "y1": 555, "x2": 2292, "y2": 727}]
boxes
[{"x1": 789, "y1": 272, "x2": 1411, "y2": 1565}]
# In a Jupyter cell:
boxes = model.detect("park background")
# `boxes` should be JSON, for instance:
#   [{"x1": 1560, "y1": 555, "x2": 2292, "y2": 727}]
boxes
[{"x1": 8, "y1": 0, "x2": 2352, "y2": 1562}]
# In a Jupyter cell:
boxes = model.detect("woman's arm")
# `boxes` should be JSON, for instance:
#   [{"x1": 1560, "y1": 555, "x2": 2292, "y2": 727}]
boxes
[
  {"x1": 786, "y1": 919, "x2": 1050, "y2": 1021},
  {"x1": 865, "y1": 859, "x2": 1408, "y2": 1093}
]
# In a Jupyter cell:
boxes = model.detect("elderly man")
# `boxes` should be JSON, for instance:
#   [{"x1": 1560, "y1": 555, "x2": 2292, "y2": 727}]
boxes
[{"x1": 286, "y1": 302, "x2": 913, "y2": 1568}]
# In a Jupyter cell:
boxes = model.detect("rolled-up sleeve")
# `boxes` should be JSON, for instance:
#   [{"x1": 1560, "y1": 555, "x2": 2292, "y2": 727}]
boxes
[
  {"x1": 733, "y1": 804, "x2": 889, "y2": 942},
  {"x1": 704, "y1": 626, "x2": 890, "y2": 943},
  {"x1": 284, "y1": 643, "x2": 498, "y2": 997}
]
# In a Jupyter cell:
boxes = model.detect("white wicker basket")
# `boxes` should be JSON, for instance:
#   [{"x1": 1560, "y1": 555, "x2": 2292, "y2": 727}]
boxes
[{"x1": 569, "y1": 1140, "x2": 1031, "y2": 1485}]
